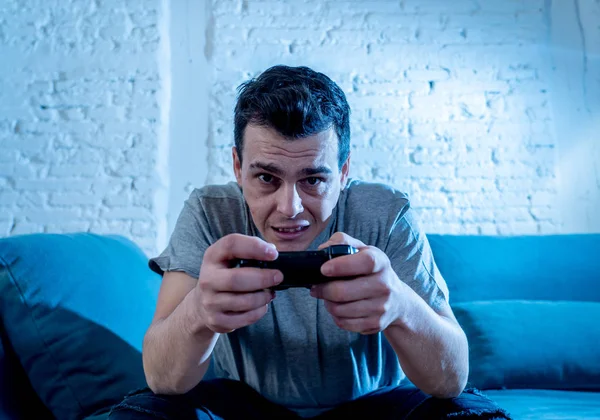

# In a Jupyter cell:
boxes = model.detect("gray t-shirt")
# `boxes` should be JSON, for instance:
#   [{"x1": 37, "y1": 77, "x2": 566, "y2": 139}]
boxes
[{"x1": 149, "y1": 179, "x2": 449, "y2": 417}]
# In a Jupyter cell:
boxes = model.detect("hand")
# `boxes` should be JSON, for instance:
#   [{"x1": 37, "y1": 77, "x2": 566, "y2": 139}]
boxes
[
  {"x1": 196, "y1": 234, "x2": 283, "y2": 333},
  {"x1": 311, "y1": 232, "x2": 404, "y2": 335}
]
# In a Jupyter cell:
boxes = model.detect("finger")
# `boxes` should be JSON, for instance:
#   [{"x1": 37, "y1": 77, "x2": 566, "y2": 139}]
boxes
[
  {"x1": 318, "y1": 232, "x2": 366, "y2": 250},
  {"x1": 208, "y1": 304, "x2": 270, "y2": 333},
  {"x1": 213, "y1": 290, "x2": 275, "y2": 313},
  {"x1": 223, "y1": 290, "x2": 275, "y2": 314},
  {"x1": 311, "y1": 276, "x2": 385, "y2": 302},
  {"x1": 206, "y1": 234, "x2": 278, "y2": 266},
  {"x1": 215, "y1": 267, "x2": 283, "y2": 292},
  {"x1": 331, "y1": 315, "x2": 382, "y2": 334},
  {"x1": 321, "y1": 246, "x2": 386, "y2": 278},
  {"x1": 324, "y1": 297, "x2": 387, "y2": 319}
]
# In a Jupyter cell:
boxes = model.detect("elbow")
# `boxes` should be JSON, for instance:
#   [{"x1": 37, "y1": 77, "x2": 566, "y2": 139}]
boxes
[
  {"x1": 429, "y1": 384, "x2": 465, "y2": 399},
  {"x1": 142, "y1": 330, "x2": 188, "y2": 396},
  {"x1": 428, "y1": 366, "x2": 469, "y2": 399},
  {"x1": 145, "y1": 370, "x2": 197, "y2": 396},
  {"x1": 143, "y1": 347, "x2": 208, "y2": 396},
  {"x1": 146, "y1": 378, "x2": 183, "y2": 396}
]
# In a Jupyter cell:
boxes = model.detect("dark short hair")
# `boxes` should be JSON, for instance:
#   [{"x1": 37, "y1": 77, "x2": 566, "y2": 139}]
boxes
[{"x1": 234, "y1": 65, "x2": 351, "y2": 169}]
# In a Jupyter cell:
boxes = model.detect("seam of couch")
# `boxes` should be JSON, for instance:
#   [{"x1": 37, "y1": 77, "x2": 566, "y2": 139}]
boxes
[{"x1": 0, "y1": 253, "x2": 85, "y2": 416}]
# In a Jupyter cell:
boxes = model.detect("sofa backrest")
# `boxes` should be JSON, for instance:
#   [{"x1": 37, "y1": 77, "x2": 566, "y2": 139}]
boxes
[
  {"x1": 427, "y1": 233, "x2": 600, "y2": 392},
  {"x1": 427, "y1": 234, "x2": 600, "y2": 304}
]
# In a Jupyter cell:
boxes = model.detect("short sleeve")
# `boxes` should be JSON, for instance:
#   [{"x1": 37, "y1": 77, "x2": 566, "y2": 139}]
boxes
[
  {"x1": 384, "y1": 206, "x2": 450, "y2": 311},
  {"x1": 149, "y1": 190, "x2": 215, "y2": 279}
]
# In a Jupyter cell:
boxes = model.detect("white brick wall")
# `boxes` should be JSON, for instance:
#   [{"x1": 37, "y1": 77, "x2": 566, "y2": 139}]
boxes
[
  {"x1": 2, "y1": 0, "x2": 599, "y2": 256},
  {"x1": 0, "y1": 0, "x2": 166, "y2": 256},
  {"x1": 205, "y1": 0, "x2": 599, "y2": 236}
]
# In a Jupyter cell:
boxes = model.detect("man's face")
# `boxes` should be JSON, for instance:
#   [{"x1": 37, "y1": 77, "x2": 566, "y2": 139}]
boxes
[{"x1": 233, "y1": 124, "x2": 350, "y2": 252}]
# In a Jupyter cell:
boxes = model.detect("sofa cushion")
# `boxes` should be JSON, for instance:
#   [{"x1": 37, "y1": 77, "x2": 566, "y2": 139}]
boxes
[
  {"x1": 483, "y1": 389, "x2": 600, "y2": 420},
  {"x1": 454, "y1": 300, "x2": 600, "y2": 390},
  {"x1": 0, "y1": 233, "x2": 161, "y2": 420},
  {"x1": 0, "y1": 325, "x2": 54, "y2": 419},
  {"x1": 427, "y1": 234, "x2": 600, "y2": 303}
]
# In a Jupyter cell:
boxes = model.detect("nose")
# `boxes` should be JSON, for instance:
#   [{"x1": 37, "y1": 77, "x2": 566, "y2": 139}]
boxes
[{"x1": 277, "y1": 184, "x2": 304, "y2": 218}]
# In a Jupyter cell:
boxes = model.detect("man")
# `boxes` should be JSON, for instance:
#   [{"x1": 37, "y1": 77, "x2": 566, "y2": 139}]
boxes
[{"x1": 109, "y1": 65, "x2": 512, "y2": 419}]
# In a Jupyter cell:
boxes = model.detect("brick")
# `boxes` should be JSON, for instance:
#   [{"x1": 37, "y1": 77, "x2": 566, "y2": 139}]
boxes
[
  {"x1": 478, "y1": 223, "x2": 499, "y2": 235},
  {"x1": 493, "y1": 208, "x2": 533, "y2": 223},
  {"x1": 402, "y1": 0, "x2": 480, "y2": 14},
  {"x1": 100, "y1": 207, "x2": 153, "y2": 220},
  {"x1": 10, "y1": 220, "x2": 45, "y2": 235},
  {"x1": 530, "y1": 206, "x2": 556, "y2": 221},
  {"x1": 132, "y1": 220, "x2": 152, "y2": 236},
  {"x1": 443, "y1": 178, "x2": 497, "y2": 193},
  {"x1": 0, "y1": 163, "x2": 36, "y2": 178},
  {"x1": 0, "y1": 218, "x2": 14, "y2": 236},
  {"x1": 455, "y1": 164, "x2": 496, "y2": 178},
  {"x1": 530, "y1": 191, "x2": 557, "y2": 206},
  {"x1": 413, "y1": 192, "x2": 449, "y2": 208},
  {"x1": 103, "y1": 193, "x2": 132, "y2": 207},
  {"x1": 496, "y1": 222, "x2": 540, "y2": 235},
  {"x1": 21, "y1": 208, "x2": 83, "y2": 224},
  {"x1": 399, "y1": 164, "x2": 455, "y2": 179},
  {"x1": 90, "y1": 178, "x2": 131, "y2": 195},
  {"x1": 90, "y1": 220, "x2": 133, "y2": 234},
  {"x1": 325, "y1": 1, "x2": 402, "y2": 15},
  {"x1": 405, "y1": 68, "x2": 451, "y2": 82},
  {"x1": 17, "y1": 192, "x2": 47, "y2": 207},
  {"x1": 0, "y1": 191, "x2": 19, "y2": 205},
  {"x1": 49, "y1": 164, "x2": 103, "y2": 178},
  {"x1": 15, "y1": 178, "x2": 92, "y2": 192},
  {"x1": 244, "y1": 1, "x2": 315, "y2": 16},
  {"x1": 50, "y1": 192, "x2": 100, "y2": 206},
  {"x1": 44, "y1": 221, "x2": 92, "y2": 233},
  {"x1": 247, "y1": 28, "x2": 326, "y2": 45},
  {"x1": 538, "y1": 221, "x2": 561, "y2": 234}
]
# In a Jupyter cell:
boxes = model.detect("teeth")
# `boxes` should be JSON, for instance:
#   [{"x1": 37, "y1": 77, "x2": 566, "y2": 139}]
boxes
[{"x1": 277, "y1": 227, "x2": 305, "y2": 233}]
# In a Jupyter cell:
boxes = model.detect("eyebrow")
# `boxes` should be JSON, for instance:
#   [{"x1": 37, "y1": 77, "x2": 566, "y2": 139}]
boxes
[{"x1": 249, "y1": 162, "x2": 332, "y2": 177}]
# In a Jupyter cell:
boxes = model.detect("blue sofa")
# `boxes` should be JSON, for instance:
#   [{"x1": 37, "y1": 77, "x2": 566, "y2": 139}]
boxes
[{"x1": 1, "y1": 232, "x2": 599, "y2": 419}]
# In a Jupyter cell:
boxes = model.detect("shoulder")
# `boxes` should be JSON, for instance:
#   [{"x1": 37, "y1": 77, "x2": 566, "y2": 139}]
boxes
[
  {"x1": 185, "y1": 181, "x2": 250, "y2": 237},
  {"x1": 187, "y1": 182, "x2": 245, "y2": 212},
  {"x1": 336, "y1": 179, "x2": 412, "y2": 246},
  {"x1": 340, "y1": 179, "x2": 410, "y2": 217},
  {"x1": 191, "y1": 181, "x2": 244, "y2": 202}
]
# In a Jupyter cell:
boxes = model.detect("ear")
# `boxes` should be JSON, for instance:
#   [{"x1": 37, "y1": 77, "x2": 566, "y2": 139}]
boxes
[
  {"x1": 232, "y1": 146, "x2": 242, "y2": 186},
  {"x1": 340, "y1": 153, "x2": 351, "y2": 190}
]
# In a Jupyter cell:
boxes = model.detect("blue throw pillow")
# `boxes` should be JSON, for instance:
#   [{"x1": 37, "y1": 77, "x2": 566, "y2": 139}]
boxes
[
  {"x1": 453, "y1": 300, "x2": 600, "y2": 391},
  {"x1": 0, "y1": 233, "x2": 161, "y2": 419}
]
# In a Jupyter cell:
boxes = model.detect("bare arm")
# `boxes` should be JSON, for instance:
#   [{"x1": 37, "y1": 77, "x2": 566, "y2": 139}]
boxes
[
  {"x1": 142, "y1": 234, "x2": 283, "y2": 395},
  {"x1": 383, "y1": 288, "x2": 469, "y2": 398},
  {"x1": 314, "y1": 232, "x2": 468, "y2": 399},
  {"x1": 142, "y1": 271, "x2": 219, "y2": 394}
]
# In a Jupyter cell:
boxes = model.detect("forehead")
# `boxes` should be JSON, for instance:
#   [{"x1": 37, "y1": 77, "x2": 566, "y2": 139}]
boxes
[{"x1": 242, "y1": 124, "x2": 338, "y2": 167}]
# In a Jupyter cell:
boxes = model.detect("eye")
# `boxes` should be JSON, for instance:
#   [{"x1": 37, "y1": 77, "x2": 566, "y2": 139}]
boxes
[
  {"x1": 305, "y1": 177, "x2": 322, "y2": 186},
  {"x1": 258, "y1": 173, "x2": 274, "y2": 183}
]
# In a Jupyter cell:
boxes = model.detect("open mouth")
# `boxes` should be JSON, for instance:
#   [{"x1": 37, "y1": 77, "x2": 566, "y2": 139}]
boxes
[
  {"x1": 274, "y1": 226, "x2": 309, "y2": 233},
  {"x1": 272, "y1": 225, "x2": 310, "y2": 239}
]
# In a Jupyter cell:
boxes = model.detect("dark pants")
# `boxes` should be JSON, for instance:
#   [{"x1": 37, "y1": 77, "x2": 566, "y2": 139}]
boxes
[{"x1": 108, "y1": 379, "x2": 513, "y2": 420}]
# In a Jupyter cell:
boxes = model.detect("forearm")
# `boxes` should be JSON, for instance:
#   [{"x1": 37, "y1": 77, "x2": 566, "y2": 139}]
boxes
[
  {"x1": 384, "y1": 288, "x2": 469, "y2": 398},
  {"x1": 142, "y1": 287, "x2": 219, "y2": 394}
]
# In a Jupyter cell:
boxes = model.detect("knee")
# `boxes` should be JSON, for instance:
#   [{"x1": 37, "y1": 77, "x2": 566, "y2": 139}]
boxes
[
  {"x1": 409, "y1": 388, "x2": 513, "y2": 419},
  {"x1": 108, "y1": 387, "x2": 191, "y2": 420}
]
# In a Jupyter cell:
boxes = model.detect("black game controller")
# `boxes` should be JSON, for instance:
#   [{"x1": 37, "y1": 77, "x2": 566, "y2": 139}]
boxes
[{"x1": 235, "y1": 244, "x2": 359, "y2": 290}]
